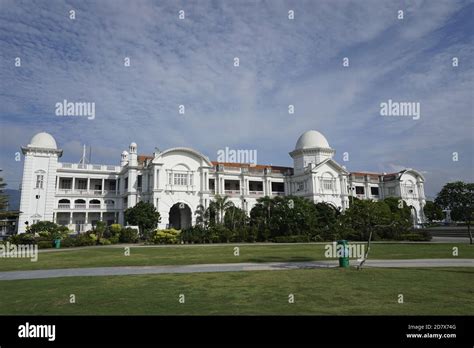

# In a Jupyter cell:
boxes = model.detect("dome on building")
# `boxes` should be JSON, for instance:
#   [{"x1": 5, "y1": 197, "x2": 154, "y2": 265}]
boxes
[
  {"x1": 28, "y1": 132, "x2": 57, "y2": 149},
  {"x1": 295, "y1": 130, "x2": 330, "y2": 150}
]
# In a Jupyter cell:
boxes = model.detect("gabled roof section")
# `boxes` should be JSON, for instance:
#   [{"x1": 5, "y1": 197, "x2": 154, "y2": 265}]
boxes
[{"x1": 312, "y1": 158, "x2": 349, "y2": 174}]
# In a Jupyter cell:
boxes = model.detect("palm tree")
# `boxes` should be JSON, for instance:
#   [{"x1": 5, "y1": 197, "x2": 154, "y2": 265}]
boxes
[
  {"x1": 211, "y1": 194, "x2": 234, "y2": 224},
  {"x1": 195, "y1": 204, "x2": 208, "y2": 226}
]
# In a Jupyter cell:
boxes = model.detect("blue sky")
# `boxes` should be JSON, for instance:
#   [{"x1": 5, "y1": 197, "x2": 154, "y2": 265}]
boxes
[{"x1": 0, "y1": 0, "x2": 473, "y2": 199}]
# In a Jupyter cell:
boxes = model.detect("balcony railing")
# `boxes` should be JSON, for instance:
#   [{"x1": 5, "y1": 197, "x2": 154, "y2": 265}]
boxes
[
  {"x1": 249, "y1": 190, "x2": 264, "y2": 195},
  {"x1": 272, "y1": 191, "x2": 285, "y2": 196},
  {"x1": 57, "y1": 204, "x2": 118, "y2": 210},
  {"x1": 58, "y1": 162, "x2": 121, "y2": 172},
  {"x1": 224, "y1": 189, "x2": 240, "y2": 195},
  {"x1": 56, "y1": 189, "x2": 118, "y2": 196}
]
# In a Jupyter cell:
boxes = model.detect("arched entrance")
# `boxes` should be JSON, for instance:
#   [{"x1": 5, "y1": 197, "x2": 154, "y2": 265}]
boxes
[{"x1": 169, "y1": 203, "x2": 192, "y2": 230}]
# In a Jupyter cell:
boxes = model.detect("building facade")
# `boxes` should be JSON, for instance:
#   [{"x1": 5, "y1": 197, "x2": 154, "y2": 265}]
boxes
[{"x1": 17, "y1": 130, "x2": 426, "y2": 233}]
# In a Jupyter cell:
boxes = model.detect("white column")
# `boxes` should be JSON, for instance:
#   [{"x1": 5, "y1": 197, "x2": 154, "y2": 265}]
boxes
[
  {"x1": 102, "y1": 178, "x2": 105, "y2": 195},
  {"x1": 87, "y1": 178, "x2": 90, "y2": 192},
  {"x1": 72, "y1": 177, "x2": 76, "y2": 192}
]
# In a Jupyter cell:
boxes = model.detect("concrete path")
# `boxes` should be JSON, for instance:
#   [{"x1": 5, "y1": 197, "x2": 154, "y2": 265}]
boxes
[{"x1": 0, "y1": 259, "x2": 472, "y2": 281}]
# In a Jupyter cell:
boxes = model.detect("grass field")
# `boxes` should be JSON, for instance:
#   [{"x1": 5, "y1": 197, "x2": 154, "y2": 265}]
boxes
[
  {"x1": 0, "y1": 243, "x2": 472, "y2": 272},
  {"x1": 0, "y1": 267, "x2": 472, "y2": 315}
]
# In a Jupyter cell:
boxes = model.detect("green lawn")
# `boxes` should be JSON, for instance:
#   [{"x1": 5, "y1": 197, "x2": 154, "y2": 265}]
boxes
[
  {"x1": 0, "y1": 243, "x2": 472, "y2": 272},
  {"x1": 0, "y1": 267, "x2": 472, "y2": 315}
]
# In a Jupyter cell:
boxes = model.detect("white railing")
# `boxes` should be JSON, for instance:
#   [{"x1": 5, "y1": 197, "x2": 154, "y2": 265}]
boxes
[
  {"x1": 59, "y1": 162, "x2": 120, "y2": 172},
  {"x1": 249, "y1": 191, "x2": 264, "y2": 195},
  {"x1": 89, "y1": 204, "x2": 101, "y2": 209},
  {"x1": 272, "y1": 191, "x2": 285, "y2": 196},
  {"x1": 224, "y1": 167, "x2": 241, "y2": 173},
  {"x1": 58, "y1": 203, "x2": 70, "y2": 209},
  {"x1": 56, "y1": 189, "x2": 118, "y2": 196},
  {"x1": 224, "y1": 190, "x2": 240, "y2": 195},
  {"x1": 74, "y1": 204, "x2": 86, "y2": 209}
]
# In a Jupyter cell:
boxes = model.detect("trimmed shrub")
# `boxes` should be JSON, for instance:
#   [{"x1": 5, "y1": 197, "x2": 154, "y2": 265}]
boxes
[
  {"x1": 74, "y1": 233, "x2": 96, "y2": 246},
  {"x1": 37, "y1": 240, "x2": 54, "y2": 249},
  {"x1": 119, "y1": 228, "x2": 139, "y2": 243},
  {"x1": 151, "y1": 229, "x2": 180, "y2": 244},
  {"x1": 399, "y1": 232, "x2": 432, "y2": 241},
  {"x1": 104, "y1": 224, "x2": 121, "y2": 244},
  {"x1": 61, "y1": 237, "x2": 78, "y2": 248},
  {"x1": 98, "y1": 238, "x2": 112, "y2": 245},
  {"x1": 8, "y1": 233, "x2": 36, "y2": 245}
]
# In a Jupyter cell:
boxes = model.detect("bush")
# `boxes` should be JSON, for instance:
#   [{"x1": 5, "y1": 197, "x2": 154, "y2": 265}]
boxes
[
  {"x1": 61, "y1": 236, "x2": 78, "y2": 248},
  {"x1": 8, "y1": 233, "x2": 36, "y2": 245},
  {"x1": 74, "y1": 233, "x2": 96, "y2": 246},
  {"x1": 119, "y1": 228, "x2": 139, "y2": 243},
  {"x1": 210, "y1": 225, "x2": 233, "y2": 243},
  {"x1": 273, "y1": 235, "x2": 310, "y2": 243},
  {"x1": 104, "y1": 224, "x2": 121, "y2": 244},
  {"x1": 110, "y1": 224, "x2": 122, "y2": 234},
  {"x1": 151, "y1": 229, "x2": 180, "y2": 244},
  {"x1": 399, "y1": 232, "x2": 432, "y2": 241},
  {"x1": 37, "y1": 240, "x2": 54, "y2": 249},
  {"x1": 98, "y1": 238, "x2": 112, "y2": 245}
]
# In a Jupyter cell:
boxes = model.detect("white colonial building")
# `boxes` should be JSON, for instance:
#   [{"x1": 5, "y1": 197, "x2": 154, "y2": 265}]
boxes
[{"x1": 17, "y1": 130, "x2": 426, "y2": 233}]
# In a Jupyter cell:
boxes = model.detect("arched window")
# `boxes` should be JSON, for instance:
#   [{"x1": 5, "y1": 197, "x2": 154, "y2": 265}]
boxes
[{"x1": 58, "y1": 199, "x2": 70, "y2": 209}]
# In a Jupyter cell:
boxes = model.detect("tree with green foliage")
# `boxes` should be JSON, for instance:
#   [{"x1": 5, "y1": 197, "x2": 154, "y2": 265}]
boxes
[
  {"x1": 250, "y1": 196, "x2": 323, "y2": 241},
  {"x1": 194, "y1": 204, "x2": 209, "y2": 226},
  {"x1": 435, "y1": 181, "x2": 474, "y2": 244},
  {"x1": 423, "y1": 201, "x2": 444, "y2": 223},
  {"x1": 341, "y1": 199, "x2": 393, "y2": 241},
  {"x1": 0, "y1": 170, "x2": 8, "y2": 210},
  {"x1": 124, "y1": 201, "x2": 161, "y2": 238},
  {"x1": 224, "y1": 206, "x2": 248, "y2": 230},
  {"x1": 209, "y1": 194, "x2": 234, "y2": 224}
]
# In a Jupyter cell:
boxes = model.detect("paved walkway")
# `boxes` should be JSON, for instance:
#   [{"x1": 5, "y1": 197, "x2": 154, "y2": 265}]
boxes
[{"x1": 0, "y1": 259, "x2": 472, "y2": 281}]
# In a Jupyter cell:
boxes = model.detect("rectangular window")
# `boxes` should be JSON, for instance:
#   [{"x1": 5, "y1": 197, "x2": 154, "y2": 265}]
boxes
[
  {"x1": 173, "y1": 173, "x2": 188, "y2": 186},
  {"x1": 77, "y1": 179, "x2": 87, "y2": 190},
  {"x1": 297, "y1": 182, "x2": 304, "y2": 192},
  {"x1": 124, "y1": 177, "x2": 129, "y2": 190},
  {"x1": 371, "y1": 187, "x2": 379, "y2": 196},
  {"x1": 323, "y1": 180, "x2": 333, "y2": 191},
  {"x1": 355, "y1": 186, "x2": 365, "y2": 194},
  {"x1": 60, "y1": 178, "x2": 72, "y2": 189},
  {"x1": 209, "y1": 179, "x2": 215, "y2": 191},
  {"x1": 35, "y1": 175, "x2": 44, "y2": 189},
  {"x1": 137, "y1": 175, "x2": 142, "y2": 189}
]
